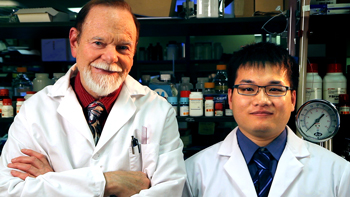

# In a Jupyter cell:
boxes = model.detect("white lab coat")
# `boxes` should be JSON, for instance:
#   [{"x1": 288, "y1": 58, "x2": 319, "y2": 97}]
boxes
[
  {"x1": 0, "y1": 65, "x2": 186, "y2": 197},
  {"x1": 183, "y1": 126, "x2": 350, "y2": 197}
]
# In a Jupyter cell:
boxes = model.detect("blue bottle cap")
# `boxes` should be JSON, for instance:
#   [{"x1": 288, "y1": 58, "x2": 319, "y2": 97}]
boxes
[
  {"x1": 167, "y1": 96, "x2": 178, "y2": 104},
  {"x1": 179, "y1": 97, "x2": 189, "y2": 104}
]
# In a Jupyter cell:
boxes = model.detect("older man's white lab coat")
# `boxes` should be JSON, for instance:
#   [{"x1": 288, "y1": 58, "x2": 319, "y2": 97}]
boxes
[
  {"x1": 0, "y1": 65, "x2": 186, "y2": 197},
  {"x1": 183, "y1": 127, "x2": 350, "y2": 197}
]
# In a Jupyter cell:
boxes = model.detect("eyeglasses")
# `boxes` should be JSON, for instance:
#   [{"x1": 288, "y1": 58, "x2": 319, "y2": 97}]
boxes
[{"x1": 232, "y1": 84, "x2": 291, "y2": 97}]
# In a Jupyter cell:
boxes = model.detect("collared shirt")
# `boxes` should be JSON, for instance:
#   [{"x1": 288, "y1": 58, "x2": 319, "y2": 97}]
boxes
[
  {"x1": 71, "y1": 72, "x2": 123, "y2": 127},
  {"x1": 236, "y1": 128, "x2": 287, "y2": 178}
]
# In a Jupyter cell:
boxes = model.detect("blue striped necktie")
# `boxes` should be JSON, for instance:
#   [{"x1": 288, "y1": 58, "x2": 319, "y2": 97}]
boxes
[
  {"x1": 87, "y1": 101, "x2": 105, "y2": 145},
  {"x1": 252, "y1": 148, "x2": 273, "y2": 197}
]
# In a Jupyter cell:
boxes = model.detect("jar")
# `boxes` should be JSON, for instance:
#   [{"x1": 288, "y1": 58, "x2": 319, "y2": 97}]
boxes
[
  {"x1": 215, "y1": 102, "x2": 223, "y2": 116},
  {"x1": 2, "y1": 98, "x2": 13, "y2": 118},
  {"x1": 16, "y1": 97, "x2": 25, "y2": 114},
  {"x1": 52, "y1": 73, "x2": 65, "y2": 84},
  {"x1": 24, "y1": 91, "x2": 36, "y2": 100},
  {"x1": 205, "y1": 97, "x2": 214, "y2": 117},
  {"x1": 189, "y1": 91, "x2": 203, "y2": 117},
  {"x1": 179, "y1": 97, "x2": 189, "y2": 116},
  {"x1": 167, "y1": 96, "x2": 178, "y2": 116},
  {"x1": 306, "y1": 63, "x2": 322, "y2": 101},
  {"x1": 323, "y1": 63, "x2": 347, "y2": 105}
]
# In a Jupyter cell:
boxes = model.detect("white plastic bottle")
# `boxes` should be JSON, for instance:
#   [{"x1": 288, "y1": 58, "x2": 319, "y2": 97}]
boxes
[
  {"x1": 2, "y1": 98, "x2": 13, "y2": 118},
  {"x1": 189, "y1": 91, "x2": 203, "y2": 117},
  {"x1": 204, "y1": 97, "x2": 214, "y2": 117},
  {"x1": 306, "y1": 63, "x2": 322, "y2": 101},
  {"x1": 323, "y1": 63, "x2": 347, "y2": 105},
  {"x1": 16, "y1": 98, "x2": 25, "y2": 114},
  {"x1": 33, "y1": 73, "x2": 51, "y2": 92}
]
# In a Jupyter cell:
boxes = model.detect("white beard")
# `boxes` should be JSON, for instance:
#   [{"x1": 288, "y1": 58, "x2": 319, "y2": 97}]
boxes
[{"x1": 81, "y1": 62, "x2": 125, "y2": 96}]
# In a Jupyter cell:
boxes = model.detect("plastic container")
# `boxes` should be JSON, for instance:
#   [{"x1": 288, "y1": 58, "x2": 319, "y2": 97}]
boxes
[
  {"x1": 33, "y1": 73, "x2": 51, "y2": 92},
  {"x1": 189, "y1": 91, "x2": 203, "y2": 117},
  {"x1": 215, "y1": 102, "x2": 223, "y2": 116},
  {"x1": 12, "y1": 67, "x2": 33, "y2": 97},
  {"x1": 167, "y1": 96, "x2": 178, "y2": 116},
  {"x1": 204, "y1": 97, "x2": 214, "y2": 117},
  {"x1": 141, "y1": 75, "x2": 151, "y2": 86},
  {"x1": 306, "y1": 63, "x2": 322, "y2": 101},
  {"x1": 0, "y1": 89, "x2": 10, "y2": 115},
  {"x1": 52, "y1": 73, "x2": 65, "y2": 84},
  {"x1": 1, "y1": 98, "x2": 13, "y2": 118},
  {"x1": 16, "y1": 97, "x2": 25, "y2": 114},
  {"x1": 323, "y1": 63, "x2": 347, "y2": 105},
  {"x1": 213, "y1": 64, "x2": 228, "y2": 94},
  {"x1": 179, "y1": 97, "x2": 189, "y2": 116}
]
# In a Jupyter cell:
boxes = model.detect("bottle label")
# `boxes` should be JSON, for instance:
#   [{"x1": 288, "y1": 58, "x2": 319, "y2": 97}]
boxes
[
  {"x1": 215, "y1": 110, "x2": 223, "y2": 116},
  {"x1": 306, "y1": 87, "x2": 322, "y2": 100},
  {"x1": 339, "y1": 106, "x2": 350, "y2": 115},
  {"x1": 180, "y1": 106, "x2": 189, "y2": 116},
  {"x1": 2, "y1": 106, "x2": 13, "y2": 118},
  {"x1": 189, "y1": 99, "x2": 203, "y2": 116},
  {"x1": 0, "y1": 100, "x2": 2, "y2": 114},
  {"x1": 205, "y1": 102, "x2": 214, "y2": 117},
  {"x1": 323, "y1": 88, "x2": 346, "y2": 104}
]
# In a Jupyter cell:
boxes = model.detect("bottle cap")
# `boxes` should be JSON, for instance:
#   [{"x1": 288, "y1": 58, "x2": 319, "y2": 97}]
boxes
[
  {"x1": 205, "y1": 97, "x2": 214, "y2": 100},
  {"x1": 181, "y1": 77, "x2": 190, "y2": 83},
  {"x1": 327, "y1": 63, "x2": 342, "y2": 73},
  {"x1": 17, "y1": 67, "x2": 27, "y2": 73},
  {"x1": 215, "y1": 103, "x2": 223, "y2": 110},
  {"x1": 216, "y1": 64, "x2": 226, "y2": 70},
  {"x1": 0, "y1": 89, "x2": 9, "y2": 96},
  {"x1": 17, "y1": 98, "x2": 25, "y2": 101},
  {"x1": 204, "y1": 82, "x2": 215, "y2": 88},
  {"x1": 2, "y1": 98, "x2": 12, "y2": 105},
  {"x1": 307, "y1": 63, "x2": 318, "y2": 73},
  {"x1": 26, "y1": 91, "x2": 36, "y2": 95},
  {"x1": 180, "y1": 90, "x2": 191, "y2": 97},
  {"x1": 35, "y1": 73, "x2": 49, "y2": 78}
]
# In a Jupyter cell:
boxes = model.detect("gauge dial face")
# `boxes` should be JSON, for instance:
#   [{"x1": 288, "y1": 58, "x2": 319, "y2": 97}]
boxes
[{"x1": 296, "y1": 99, "x2": 340, "y2": 143}]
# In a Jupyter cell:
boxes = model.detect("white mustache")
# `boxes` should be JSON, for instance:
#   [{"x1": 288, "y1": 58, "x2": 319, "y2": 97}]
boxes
[{"x1": 91, "y1": 62, "x2": 123, "y2": 72}]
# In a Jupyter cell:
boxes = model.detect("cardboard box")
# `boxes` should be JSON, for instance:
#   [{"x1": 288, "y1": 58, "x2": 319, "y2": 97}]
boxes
[
  {"x1": 125, "y1": 0, "x2": 176, "y2": 17},
  {"x1": 234, "y1": 0, "x2": 287, "y2": 17},
  {"x1": 41, "y1": 39, "x2": 75, "y2": 62},
  {"x1": 16, "y1": 7, "x2": 69, "y2": 22}
]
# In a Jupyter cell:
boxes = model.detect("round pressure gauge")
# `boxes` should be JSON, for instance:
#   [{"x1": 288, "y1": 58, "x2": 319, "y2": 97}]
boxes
[{"x1": 295, "y1": 99, "x2": 340, "y2": 143}]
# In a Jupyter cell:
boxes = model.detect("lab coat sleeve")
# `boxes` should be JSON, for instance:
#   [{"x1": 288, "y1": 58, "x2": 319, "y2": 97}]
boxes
[
  {"x1": 338, "y1": 162, "x2": 350, "y2": 197},
  {"x1": 134, "y1": 107, "x2": 186, "y2": 197},
  {"x1": 0, "y1": 108, "x2": 106, "y2": 197}
]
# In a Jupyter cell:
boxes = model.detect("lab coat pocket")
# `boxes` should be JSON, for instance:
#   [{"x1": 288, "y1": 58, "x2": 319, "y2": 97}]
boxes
[
  {"x1": 128, "y1": 147, "x2": 142, "y2": 171},
  {"x1": 141, "y1": 143, "x2": 159, "y2": 179}
]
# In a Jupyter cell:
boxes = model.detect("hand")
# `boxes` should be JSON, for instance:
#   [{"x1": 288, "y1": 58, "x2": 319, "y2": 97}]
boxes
[
  {"x1": 7, "y1": 149, "x2": 54, "y2": 180},
  {"x1": 103, "y1": 171, "x2": 150, "y2": 197}
]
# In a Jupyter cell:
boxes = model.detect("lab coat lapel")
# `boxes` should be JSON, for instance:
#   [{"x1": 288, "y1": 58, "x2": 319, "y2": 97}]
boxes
[
  {"x1": 57, "y1": 86, "x2": 94, "y2": 144},
  {"x1": 221, "y1": 128, "x2": 258, "y2": 197},
  {"x1": 95, "y1": 77, "x2": 137, "y2": 150},
  {"x1": 269, "y1": 127, "x2": 309, "y2": 197}
]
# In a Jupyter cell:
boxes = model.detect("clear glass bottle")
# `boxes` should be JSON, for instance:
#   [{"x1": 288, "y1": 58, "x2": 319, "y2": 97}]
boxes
[
  {"x1": 12, "y1": 67, "x2": 33, "y2": 97},
  {"x1": 213, "y1": 64, "x2": 228, "y2": 94}
]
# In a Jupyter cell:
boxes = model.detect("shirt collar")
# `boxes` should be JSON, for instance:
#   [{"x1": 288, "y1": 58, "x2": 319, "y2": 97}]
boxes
[
  {"x1": 73, "y1": 71, "x2": 123, "y2": 113},
  {"x1": 237, "y1": 127, "x2": 287, "y2": 164}
]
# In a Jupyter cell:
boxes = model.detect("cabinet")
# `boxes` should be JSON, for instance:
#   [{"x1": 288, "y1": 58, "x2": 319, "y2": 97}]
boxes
[{"x1": 0, "y1": 16, "x2": 290, "y2": 155}]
